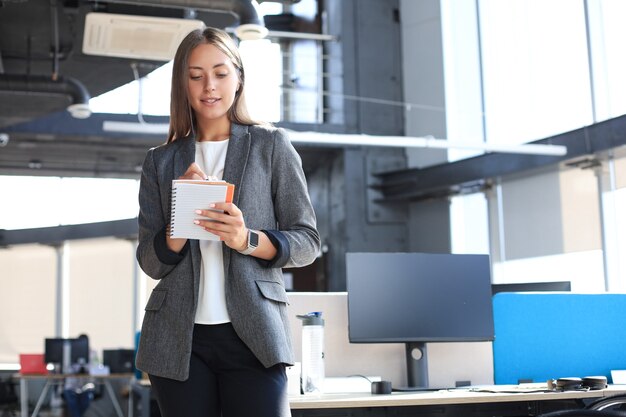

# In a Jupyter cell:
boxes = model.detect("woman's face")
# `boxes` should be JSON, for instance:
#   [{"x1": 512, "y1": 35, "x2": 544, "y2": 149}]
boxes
[{"x1": 186, "y1": 43, "x2": 240, "y2": 126}]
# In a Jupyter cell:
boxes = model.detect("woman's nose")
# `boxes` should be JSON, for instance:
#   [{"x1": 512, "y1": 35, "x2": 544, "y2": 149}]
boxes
[{"x1": 204, "y1": 78, "x2": 216, "y2": 92}]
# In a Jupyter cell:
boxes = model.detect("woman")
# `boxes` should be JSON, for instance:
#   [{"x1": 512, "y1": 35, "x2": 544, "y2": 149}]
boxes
[{"x1": 135, "y1": 27, "x2": 320, "y2": 417}]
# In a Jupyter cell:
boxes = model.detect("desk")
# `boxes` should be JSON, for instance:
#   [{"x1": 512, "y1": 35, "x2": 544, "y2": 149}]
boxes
[
  {"x1": 17, "y1": 373, "x2": 134, "y2": 417},
  {"x1": 289, "y1": 386, "x2": 626, "y2": 417},
  {"x1": 129, "y1": 381, "x2": 626, "y2": 417}
]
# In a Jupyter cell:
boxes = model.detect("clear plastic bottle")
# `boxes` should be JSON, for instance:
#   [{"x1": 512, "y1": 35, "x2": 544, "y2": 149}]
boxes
[{"x1": 297, "y1": 312, "x2": 325, "y2": 394}]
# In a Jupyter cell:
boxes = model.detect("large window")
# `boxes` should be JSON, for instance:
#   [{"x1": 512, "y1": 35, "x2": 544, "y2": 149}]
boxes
[{"x1": 442, "y1": 0, "x2": 626, "y2": 291}]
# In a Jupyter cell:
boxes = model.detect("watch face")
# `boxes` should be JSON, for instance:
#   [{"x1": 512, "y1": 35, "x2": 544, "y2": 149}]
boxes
[{"x1": 249, "y1": 231, "x2": 259, "y2": 247}]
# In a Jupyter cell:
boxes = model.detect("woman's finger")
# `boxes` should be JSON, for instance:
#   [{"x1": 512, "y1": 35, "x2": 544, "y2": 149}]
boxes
[{"x1": 180, "y1": 162, "x2": 206, "y2": 180}]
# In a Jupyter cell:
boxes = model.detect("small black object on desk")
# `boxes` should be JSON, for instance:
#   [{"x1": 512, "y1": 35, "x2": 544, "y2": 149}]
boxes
[{"x1": 371, "y1": 381, "x2": 392, "y2": 395}]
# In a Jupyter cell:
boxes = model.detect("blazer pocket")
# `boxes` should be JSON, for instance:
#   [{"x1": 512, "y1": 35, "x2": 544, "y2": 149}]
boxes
[
  {"x1": 255, "y1": 280, "x2": 289, "y2": 304},
  {"x1": 145, "y1": 289, "x2": 167, "y2": 311}
]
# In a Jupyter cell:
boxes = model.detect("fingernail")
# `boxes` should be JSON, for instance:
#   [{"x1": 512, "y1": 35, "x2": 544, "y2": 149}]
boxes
[
  {"x1": 193, "y1": 220, "x2": 200, "y2": 225},
  {"x1": 195, "y1": 210, "x2": 202, "y2": 214},
  {"x1": 209, "y1": 204, "x2": 215, "y2": 208}
]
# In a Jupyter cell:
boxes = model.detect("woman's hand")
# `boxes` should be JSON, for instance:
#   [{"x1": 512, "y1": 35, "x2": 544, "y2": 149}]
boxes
[
  {"x1": 166, "y1": 163, "x2": 209, "y2": 253},
  {"x1": 195, "y1": 203, "x2": 278, "y2": 260},
  {"x1": 194, "y1": 202, "x2": 248, "y2": 251}
]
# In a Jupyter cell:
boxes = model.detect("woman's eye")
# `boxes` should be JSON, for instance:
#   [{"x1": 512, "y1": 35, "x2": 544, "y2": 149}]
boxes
[
  {"x1": 216, "y1": 73, "x2": 228, "y2": 78},
  {"x1": 190, "y1": 75, "x2": 202, "y2": 80}
]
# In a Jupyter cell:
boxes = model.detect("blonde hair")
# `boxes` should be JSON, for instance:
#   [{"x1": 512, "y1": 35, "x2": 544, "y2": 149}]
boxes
[{"x1": 167, "y1": 27, "x2": 262, "y2": 143}]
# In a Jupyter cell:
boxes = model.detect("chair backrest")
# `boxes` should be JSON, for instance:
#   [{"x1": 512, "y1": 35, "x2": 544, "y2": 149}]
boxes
[
  {"x1": 0, "y1": 378, "x2": 17, "y2": 406},
  {"x1": 492, "y1": 293, "x2": 626, "y2": 384}
]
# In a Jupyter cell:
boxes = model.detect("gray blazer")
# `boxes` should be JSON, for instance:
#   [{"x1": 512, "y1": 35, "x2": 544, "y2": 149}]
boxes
[{"x1": 135, "y1": 123, "x2": 320, "y2": 381}]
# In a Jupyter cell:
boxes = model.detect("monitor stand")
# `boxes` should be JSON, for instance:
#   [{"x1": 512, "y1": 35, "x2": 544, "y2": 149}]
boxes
[{"x1": 393, "y1": 342, "x2": 433, "y2": 392}]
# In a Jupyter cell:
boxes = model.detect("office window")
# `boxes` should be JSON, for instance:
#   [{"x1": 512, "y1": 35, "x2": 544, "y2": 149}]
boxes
[
  {"x1": 586, "y1": 0, "x2": 626, "y2": 121},
  {"x1": 0, "y1": 176, "x2": 139, "y2": 230},
  {"x1": 441, "y1": 0, "x2": 614, "y2": 289},
  {"x1": 478, "y1": 0, "x2": 593, "y2": 144},
  {"x1": 0, "y1": 245, "x2": 56, "y2": 364},
  {"x1": 450, "y1": 193, "x2": 489, "y2": 255},
  {"x1": 69, "y1": 239, "x2": 136, "y2": 352}
]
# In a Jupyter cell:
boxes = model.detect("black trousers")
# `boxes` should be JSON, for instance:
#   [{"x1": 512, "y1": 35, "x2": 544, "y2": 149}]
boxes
[{"x1": 149, "y1": 322, "x2": 290, "y2": 417}]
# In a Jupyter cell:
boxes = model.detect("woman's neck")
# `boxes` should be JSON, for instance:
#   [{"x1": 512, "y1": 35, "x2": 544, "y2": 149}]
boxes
[{"x1": 195, "y1": 118, "x2": 231, "y2": 142}]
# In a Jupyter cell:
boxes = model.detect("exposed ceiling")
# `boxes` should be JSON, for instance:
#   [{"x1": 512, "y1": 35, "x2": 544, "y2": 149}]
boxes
[
  {"x1": 0, "y1": 0, "x2": 249, "y2": 126},
  {"x1": 0, "y1": 0, "x2": 328, "y2": 178}
]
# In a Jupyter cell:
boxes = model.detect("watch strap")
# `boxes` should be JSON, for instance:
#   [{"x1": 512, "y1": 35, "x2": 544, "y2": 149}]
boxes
[{"x1": 238, "y1": 229, "x2": 258, "y2": 255}]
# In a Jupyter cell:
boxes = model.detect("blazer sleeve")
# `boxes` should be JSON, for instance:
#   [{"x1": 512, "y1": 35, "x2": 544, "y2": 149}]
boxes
[
  {"x1": 136, "y1": 148, "x2": 185, "y2": 279},
  {"x1": 270, "y1": 128, "x2": 321, "y2": 268}
]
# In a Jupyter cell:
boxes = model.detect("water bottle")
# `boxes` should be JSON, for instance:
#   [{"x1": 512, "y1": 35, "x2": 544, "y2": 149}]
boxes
[{"x1": 297, "y1": 312, "x2": 325, "y2": 394}]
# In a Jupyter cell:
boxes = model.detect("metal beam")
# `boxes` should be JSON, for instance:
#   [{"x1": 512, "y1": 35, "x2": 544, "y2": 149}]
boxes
[
  {"x1": 0, "y1": 218, "x2": 138, "y2": 246},
  {"x1": 376, "y1": 114, "x2": 626, "y2": 202}
]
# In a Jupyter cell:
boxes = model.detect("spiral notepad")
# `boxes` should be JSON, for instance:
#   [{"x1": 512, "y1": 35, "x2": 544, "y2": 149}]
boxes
[{"x1": 169, "y1": 179, "x2": 235, "y2": 240}]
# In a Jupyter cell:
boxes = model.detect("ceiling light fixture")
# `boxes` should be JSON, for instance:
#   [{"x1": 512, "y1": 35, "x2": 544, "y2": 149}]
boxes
[
  {"x1": 101, "y1": 121, "x2": 566, "y2": 156},
  {"x1": 233, "y1": 0, "x2": 268, "y2": 40}
]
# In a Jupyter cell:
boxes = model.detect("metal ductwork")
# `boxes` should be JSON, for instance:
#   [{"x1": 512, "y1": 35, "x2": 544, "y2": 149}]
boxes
[
  {"x1": 0, "y1": 74, "x2": 92, "y2": 119},
  {"x1": 103, "y1": 0, "x2": 268, "y2": 40}
]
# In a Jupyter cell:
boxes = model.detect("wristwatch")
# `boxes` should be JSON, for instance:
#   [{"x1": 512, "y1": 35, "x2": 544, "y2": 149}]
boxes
[{"x1": 238, "y1": 229, "x2": 259, "y2": 255}]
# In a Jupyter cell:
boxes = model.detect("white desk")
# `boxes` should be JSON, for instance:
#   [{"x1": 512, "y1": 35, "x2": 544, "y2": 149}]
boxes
[
  {"x1": 17, "y1": 373, "x2": 134, "y2": 417},
  {"x1": 128, "y1": 380, "x2": 626, "y2": 417},
  {"x1": 289, "y1": 385, "x2": 626, "y2": 416}
]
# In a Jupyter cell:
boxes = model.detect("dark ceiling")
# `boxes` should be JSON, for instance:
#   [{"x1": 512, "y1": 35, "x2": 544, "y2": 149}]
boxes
[
  {"x1": 0, "y1": 0, "x2": 245, "y2": 127},
  {"x1": 0, "y1": 0, "x2": 332, "y2": 179}
]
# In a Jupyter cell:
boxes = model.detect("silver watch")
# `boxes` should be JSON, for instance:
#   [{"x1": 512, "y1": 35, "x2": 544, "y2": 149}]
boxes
[{"x1": 238, "y1": 229, "x2": 259, "y2": 255}]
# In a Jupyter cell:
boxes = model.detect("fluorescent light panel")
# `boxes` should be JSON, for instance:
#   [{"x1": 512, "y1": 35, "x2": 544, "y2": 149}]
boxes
[{"x1": 101, "y1": 121, "x2": 567, "y2": 156}]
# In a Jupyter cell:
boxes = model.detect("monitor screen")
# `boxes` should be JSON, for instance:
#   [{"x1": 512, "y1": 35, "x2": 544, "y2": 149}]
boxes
[
  {"x1": 346, "y1": 252, "x2": 495, "y2": 390},
  {"x1": 44, "y1": 338, "x2": 65, "y2": 364},
  {"x1": 71, "y1": 336, "x2": 89, "y2": 365},
  {"x1": 347, "y1": 252, "x2": 495, "y2": 344},
  {"x1": 44, "y1": 336, "x2": 90, "y2": 367}
]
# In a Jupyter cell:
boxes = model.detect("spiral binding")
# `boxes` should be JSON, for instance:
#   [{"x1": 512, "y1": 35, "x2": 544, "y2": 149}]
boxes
[{"x1": 169, "y1": 188, "x2": 177, "y2": 237}]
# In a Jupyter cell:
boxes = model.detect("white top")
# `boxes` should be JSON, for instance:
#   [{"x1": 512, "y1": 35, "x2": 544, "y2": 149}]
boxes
[{"x1": 194, "y1": 139, "x2": 231, "y2": 324}]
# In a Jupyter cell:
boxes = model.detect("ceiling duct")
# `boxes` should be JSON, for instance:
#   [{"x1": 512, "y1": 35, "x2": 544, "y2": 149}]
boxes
[
  {"x1": 0, "y1": 74, "x2": 92, "y2": 119},
  {"x1": 100, "y1": 0, "x2": 268, "y2": 40}
]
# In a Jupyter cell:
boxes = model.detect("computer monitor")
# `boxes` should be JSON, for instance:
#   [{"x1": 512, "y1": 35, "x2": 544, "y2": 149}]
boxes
[
  {"x1": 70, "y1": 336, "x2": 89, "y2": 365},
  {"x1": 491, "y1": 281, "x2": 571, "y2": 295},
  {"x1": 346, "y1": 252, "x2": 494, "y2": 390},
  {"x1": 44, "y1": 336, "x2": 90, "y2": 372},
  {"x1": 44, "y1": 338, "x2": 65, "y2": 365}
]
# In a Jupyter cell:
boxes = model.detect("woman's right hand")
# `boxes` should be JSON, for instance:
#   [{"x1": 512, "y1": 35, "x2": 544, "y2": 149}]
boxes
[{"x1": 165, "y1": 163, "x2": 208, "y2": 253}]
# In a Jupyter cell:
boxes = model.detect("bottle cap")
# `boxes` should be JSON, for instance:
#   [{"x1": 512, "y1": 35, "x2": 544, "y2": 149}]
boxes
[{"x1": 297, "y1": 311, "x2": 324, "y2": 326}]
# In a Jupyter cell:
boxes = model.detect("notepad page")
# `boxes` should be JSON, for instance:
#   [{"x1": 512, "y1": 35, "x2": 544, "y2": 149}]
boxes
[{"x1": 170, "y1": 182, "x2": 230, "y2": 240}]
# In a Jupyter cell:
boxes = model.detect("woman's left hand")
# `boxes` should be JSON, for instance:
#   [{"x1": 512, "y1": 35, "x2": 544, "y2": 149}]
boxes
[{"x1": 194, "y1": 202, "x2": 247, "y2": 251}]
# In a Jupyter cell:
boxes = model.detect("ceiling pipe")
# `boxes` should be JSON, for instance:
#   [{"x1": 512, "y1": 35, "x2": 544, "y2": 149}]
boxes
[
  {"x1": 102, "y1": 0, "x2": 268, "y2": 40},
  {"x1": 0, "y1": 74, "x2": 92, "y2": 119}
]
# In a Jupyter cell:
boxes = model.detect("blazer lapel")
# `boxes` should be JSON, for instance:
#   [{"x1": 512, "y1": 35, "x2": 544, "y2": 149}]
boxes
[
  {"x1": 222, "y1": 123, "x2": 251, "y2": 275},
  {"x1": 173, "y1": 136, "x2": 195, "y2": 179}
]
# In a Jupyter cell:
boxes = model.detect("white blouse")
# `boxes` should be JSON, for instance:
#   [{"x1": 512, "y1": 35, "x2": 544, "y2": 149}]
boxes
[{"x1": 193, "y1": 139, "x2": 230, "y2": 325}]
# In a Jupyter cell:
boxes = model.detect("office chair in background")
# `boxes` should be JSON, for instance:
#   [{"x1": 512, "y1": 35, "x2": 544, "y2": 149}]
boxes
[
  {"x1": 585, "y1": 394, "x2": 626, "y2": 412},
  {"x1": 0, "y1": 377, "x2": 18, "y2": 417},
  {"x1": 539, "y1": 397, "x2": 626, "y2": 417}
]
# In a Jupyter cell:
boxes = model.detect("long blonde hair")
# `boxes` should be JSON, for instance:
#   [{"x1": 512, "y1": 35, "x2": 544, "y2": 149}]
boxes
[{"x1": 167, "y1": 27, "x2": 261, "y2": 143}]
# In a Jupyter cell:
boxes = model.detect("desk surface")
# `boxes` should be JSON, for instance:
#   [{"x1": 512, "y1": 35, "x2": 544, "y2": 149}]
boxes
[
  {"x1": 288, "y1": 385, "x2": 626, "y2": 409},
  {"x1": 16, "y1": 373, "x2": 134, "y2": 380}
]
